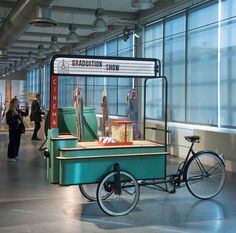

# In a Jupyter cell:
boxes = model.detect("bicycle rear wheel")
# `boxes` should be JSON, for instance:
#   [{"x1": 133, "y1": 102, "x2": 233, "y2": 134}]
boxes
[
  {"x1": 79, "y1": 184, "x2": 98, "y2": 201},
  {"x1": 97, "y1": 170, "x2": 140, "y2": 216},
  {"x1": 184, "y1": 151, "x2": 226, "y2": 199},
  {"x1": 79, "y1": 184, "x2": 111, "y2": 201}
]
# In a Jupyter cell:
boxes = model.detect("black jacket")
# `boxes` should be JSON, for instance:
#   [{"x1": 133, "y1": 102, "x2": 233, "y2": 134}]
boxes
[
  {"x1": 30, "y1": 100, "x2": 43, "y2": 122},
  {"x1": 6, "y1": 108, "x2": 29, "y2": 131}
]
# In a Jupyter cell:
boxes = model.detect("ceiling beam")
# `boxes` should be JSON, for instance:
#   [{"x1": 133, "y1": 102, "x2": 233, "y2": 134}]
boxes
[
  {"x1": 27, "y1": 23, "x2": 94, "y2": 30},
  {"x1": 23, "y1": 31, "x2": 86, "y2": 39},
  {"x1": 13, "y1": 40, "x2": 65, "y2": 46},
  {"x1": 52, "y1": 5, "x2": 135, "y2": 18}
]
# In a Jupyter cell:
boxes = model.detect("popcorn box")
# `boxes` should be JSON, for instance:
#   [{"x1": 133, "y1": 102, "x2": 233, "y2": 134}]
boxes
[{"x1": 111, "y1": 120, "x2": 133, "y2": 143}]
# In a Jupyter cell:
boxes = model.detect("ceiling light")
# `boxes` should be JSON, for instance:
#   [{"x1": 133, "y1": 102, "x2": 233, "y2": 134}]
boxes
[
  {"x1": 92, "y1": 1, "x2": 108, "y2": 32},
  {"x1": 26, "y1": 51, "x2": 35, "y2": 65},
  {"x1": 5, "y1": 67, "x2": 10, "y2": 76},
  {"x1": 0, "y1": 69, "x2": 4, "y2": 76},
  {"x1": 0, "y1": 49, "x2": 8, "y2": 59},
  {"x1": 37, "y1": 44, "x2": 46, "y2": 59},
  {"x1": 131, "y1": 0, "x2": 154, "y2": 10},
  {"x1": 29, "y1": 5, "x2": 57, "y2": 27},
  {"x1": 49, "y1": 36, "x2": 60, "y2": 53},
  {"x1": 122, "y1": 27, "x2": 132, "y2": 42},
  {"x1": 66, "y1": 24, "x2": 80, "y2": 44},
  {"x1": 19, "y1": 57, "x2": 26, "y2": 69},
  {"x1": 9, "y1": 64, "x2": 15, "y2": 73},
  {"x1": 14, "y1": 61, "x2": 20, "y2": 71}
]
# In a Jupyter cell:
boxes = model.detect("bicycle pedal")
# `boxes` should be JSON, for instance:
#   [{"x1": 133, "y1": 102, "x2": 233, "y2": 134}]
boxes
[{"x1": 170, "y1": 189, "x2": 176, "y2": 194}]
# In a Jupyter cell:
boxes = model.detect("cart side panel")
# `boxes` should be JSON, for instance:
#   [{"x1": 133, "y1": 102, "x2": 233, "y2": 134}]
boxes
[
  {"x1": 47, "y1": 137, "x2": 78, "y2": 184},
  {"x1": 58, "y1": 152, "x2": 166, "y2": 185}
]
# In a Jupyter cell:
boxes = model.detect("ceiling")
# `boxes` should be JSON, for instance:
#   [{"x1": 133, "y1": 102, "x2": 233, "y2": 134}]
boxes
[{"x1": 0, "y1": 0, "x2": 188, "y2": 74}]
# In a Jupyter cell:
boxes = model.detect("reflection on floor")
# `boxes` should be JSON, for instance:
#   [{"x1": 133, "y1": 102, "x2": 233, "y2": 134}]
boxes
[{"x1": 0, "y1": 131, "x2": 235, "y2": 233}]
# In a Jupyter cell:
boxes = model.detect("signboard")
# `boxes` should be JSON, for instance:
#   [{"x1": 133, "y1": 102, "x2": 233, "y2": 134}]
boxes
[
  {"x1": 50, "y1": 75, "x2": 58, "y2": 128},
  {"x1": 52, "y1": 56, "x2": 157, "y2": 78}
]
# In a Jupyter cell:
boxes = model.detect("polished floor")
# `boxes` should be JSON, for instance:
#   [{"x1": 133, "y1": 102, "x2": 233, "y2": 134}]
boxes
[{"x1": 0, "y1": 131, "x2": 236, "y2": 233}]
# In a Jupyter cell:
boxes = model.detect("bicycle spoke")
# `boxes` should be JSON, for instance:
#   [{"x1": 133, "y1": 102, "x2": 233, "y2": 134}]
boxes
[
  {"x1": 185, "y1": 152, "x2": 225, "y2": 199},
  {"x1": 97, "y1": 171, "x2": 140, "y2": 216},
  {"x1": 206, "y1": 163, "x2": 222, "y2": 175}
]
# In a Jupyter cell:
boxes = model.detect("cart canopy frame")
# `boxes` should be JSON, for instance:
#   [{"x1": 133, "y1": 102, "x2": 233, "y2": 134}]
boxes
[{"x1": 49, "y1": 54, "x2": 167, "y2": 146}]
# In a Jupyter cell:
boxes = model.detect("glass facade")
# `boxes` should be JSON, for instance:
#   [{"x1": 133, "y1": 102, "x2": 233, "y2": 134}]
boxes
[
  {"x1": 143, "y1": 0, "x2": 236, "y2": 128},
  {"x1": 220, "y1": 0, "x2": 236, "y2": 127}
]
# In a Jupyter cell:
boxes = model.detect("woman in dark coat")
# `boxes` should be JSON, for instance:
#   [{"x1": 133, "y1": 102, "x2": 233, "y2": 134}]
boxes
[{"x1": 6, "y1": 98, "x2": 29, "y2": 161}]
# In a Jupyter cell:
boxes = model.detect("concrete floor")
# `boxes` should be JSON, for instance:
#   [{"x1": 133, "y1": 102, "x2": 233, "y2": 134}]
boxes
[{"x1": 0, "y1": 131, "x2": 236, "y2": 233}]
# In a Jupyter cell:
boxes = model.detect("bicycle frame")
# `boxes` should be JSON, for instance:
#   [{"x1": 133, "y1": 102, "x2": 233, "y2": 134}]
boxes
[
  {"x1": 106, "y1": 140, "x2": 225, "y2": 197},
  {"x1": 177, "y1": 141, "x2": 197, "y2": 177}
]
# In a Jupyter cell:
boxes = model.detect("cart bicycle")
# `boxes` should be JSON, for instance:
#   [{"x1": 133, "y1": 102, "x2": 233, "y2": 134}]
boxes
[
  {"x1": 47, "y1": 55, "x2": 225, "y2": 216},
  {"x1": 55, "y1": 135, "x2": 225, "y2": 216}
]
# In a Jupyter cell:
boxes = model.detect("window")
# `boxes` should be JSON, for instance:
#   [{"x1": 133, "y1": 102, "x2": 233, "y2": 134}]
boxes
[
  {"x1": 86, "y1": 47, "x2": 95, "y2": 108},
  {"x1": 187, "y1": 3, "x2": 218, "y2": 125},
  {"x1": 144, "y1": 21, "x2": 163, "y2": 119},
  {"x1": 220, "y1": 0, "x2": 236, "y2": 127},
  {"x1": 118, "y1": 36, "x2": 133, "y2": 116},
  {"x1": 106, "y1": 38, "x2": 118, "y2": 115},
  {"x1": 94, "y1": 43, "x2": 105, "y2": 114},
  {"x1": 41, "y1": 64, "x2": 50, "y2": 109},
  {"x1": 165, "y1": 14, "x2": 186, "y2": 122}
]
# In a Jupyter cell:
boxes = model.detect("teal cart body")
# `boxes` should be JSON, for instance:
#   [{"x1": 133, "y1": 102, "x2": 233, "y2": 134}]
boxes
[
  {"x1": 47, "y1": 129, "x2": 167, "y2": 186},
  {"x1": 58, "y1": 141, "x2": 167, "y2": 185}
]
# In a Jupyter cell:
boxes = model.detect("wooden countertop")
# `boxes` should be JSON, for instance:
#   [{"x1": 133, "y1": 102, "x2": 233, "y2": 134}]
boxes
[
  {"x1": 60, "y1": 140, "x2": 165, "y2": 151},
  {"x1": 51, "y1": 134, "x2": 78, "y2": 141}
]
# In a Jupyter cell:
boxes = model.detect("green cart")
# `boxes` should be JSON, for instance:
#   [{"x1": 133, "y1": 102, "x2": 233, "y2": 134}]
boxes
[{"x1": 46, "y1": 128, "x2": 168, "y2": 216}]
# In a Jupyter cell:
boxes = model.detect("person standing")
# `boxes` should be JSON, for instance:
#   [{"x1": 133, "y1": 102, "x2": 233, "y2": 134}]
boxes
[
  {"x1": 6, "y1": 98, "x2": 29, "y2": 161},
  {"x1": 30, "y1": 93, "x2": 44, "y2": 140}
]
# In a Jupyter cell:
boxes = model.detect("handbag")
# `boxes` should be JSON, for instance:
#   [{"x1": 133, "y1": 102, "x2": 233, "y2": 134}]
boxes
[
  {"x1": 18, "y1": 113, "x2": 25, "y2": 134},
  {"x1": 19, "y1": 123, "x2": 25, "y2": 134}
]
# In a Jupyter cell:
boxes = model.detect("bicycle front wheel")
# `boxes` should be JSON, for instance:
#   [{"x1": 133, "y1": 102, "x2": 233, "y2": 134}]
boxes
[
  {"x1": 97, "y1": 170, "x2": 140, "y2": 216},
  {"x1": 184, "y1": 151, "x2": 226, "y2": 199}
]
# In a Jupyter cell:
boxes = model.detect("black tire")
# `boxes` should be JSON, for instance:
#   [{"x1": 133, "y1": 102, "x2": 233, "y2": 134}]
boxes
[
  {"x1": 79, "y1": 184, "x2": 112, "y2": 201},
  {"x1": 184, "y1": 151, "x2": 226, "y2": 199},
  {"x1": 97, "y1": 170, "x2": 140, "y2": 216},
  {"x1": 79, "y1": 184, "x2": 98, "y2": 201}
]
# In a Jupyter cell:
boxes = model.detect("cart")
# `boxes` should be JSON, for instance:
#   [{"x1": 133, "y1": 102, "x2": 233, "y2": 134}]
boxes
[
  {"x1": 46, "y1": 128, "x2": 168, "y2": 216},
  {"x1": 46, "y1": 55, "x2": 225, "y2": 216}
]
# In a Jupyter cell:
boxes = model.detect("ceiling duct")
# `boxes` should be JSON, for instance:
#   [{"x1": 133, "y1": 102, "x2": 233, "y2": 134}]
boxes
[
  {"x1": 29, "y1": 5, "x2": 57, "y2": 27},
  {"x1": 131, "y1": 0, "x2": 154, "y2": 10},
  {"x1": 0, "y1": 0, "x2": 57, "y2": 49}
]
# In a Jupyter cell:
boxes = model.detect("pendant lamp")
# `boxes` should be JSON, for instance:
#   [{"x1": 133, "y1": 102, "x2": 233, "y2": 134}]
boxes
[{"x1": 92, "y1": 0, "x2": 108, "y2": 32}]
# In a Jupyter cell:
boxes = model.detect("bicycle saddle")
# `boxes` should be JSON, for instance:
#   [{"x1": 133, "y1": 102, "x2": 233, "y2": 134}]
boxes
[{"x1": 184, "y1": 135, "x2": 200, "y2": 142}]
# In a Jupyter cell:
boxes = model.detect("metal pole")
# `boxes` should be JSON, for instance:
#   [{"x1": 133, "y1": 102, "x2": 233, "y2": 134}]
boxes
[{"x1": 143, "y1": 78, "x2": 148, "y2": 140}]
